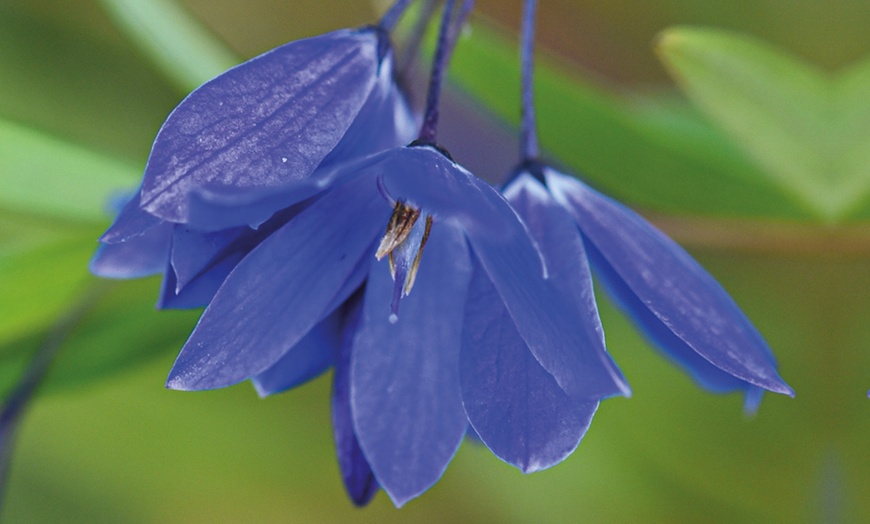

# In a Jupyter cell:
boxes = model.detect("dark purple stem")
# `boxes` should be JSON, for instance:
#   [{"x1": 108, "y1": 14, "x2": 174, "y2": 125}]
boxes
[
  {"x1": 418, "y1": 0, "x2": 475, "y2": 144},
  {"x1": 417, "y1": 0, "x2": 456, "y2": 144},
  {"x1": 379, "y1": 0, "x2": 415, "y2": 32},
  {"x1": 520, "y1": 0, "x2": 539, "y2": 161}
]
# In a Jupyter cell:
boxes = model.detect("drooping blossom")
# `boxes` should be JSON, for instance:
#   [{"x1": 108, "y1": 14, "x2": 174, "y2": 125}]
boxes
[
  {"x1": 503, "y1": 162, "x2": 794, "y2": 412},
  {"x1": 164, "y1": 144, "x2": 630, "y2": 505}
]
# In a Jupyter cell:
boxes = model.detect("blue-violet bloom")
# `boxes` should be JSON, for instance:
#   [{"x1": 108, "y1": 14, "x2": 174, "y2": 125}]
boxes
[
  {"x1": 164, "y1": 145, "x2": 631, "y2": 505},
  {"x1": 503, "y1": 161, "x2": 795, "y2": 411},
  {"x1": 91, "y1": 24, "x2": 415, "y2": 309}
]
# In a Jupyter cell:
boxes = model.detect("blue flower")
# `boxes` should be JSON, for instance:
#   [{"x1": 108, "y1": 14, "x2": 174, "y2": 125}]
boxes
[
  {"x1": 91, "y1": 24, "x2": 415, "y2": 306},
  {"x1": 503, "y1": 161, "x2": 795, "y2": 411},
  {"x1": 164, "y1": 144, "x2": 630, "y2": 506}
]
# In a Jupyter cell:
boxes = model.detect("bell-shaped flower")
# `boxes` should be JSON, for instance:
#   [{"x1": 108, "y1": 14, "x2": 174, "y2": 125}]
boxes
[
  {"x1": 503, "y1": 161, "x2": 794, "y2": 412},
  {"x1": 164, "y1": 145, "x2": 631, "y2": 506},
  {"x1": 91, "y1": 25, "x2": 415, "y2": 309}
]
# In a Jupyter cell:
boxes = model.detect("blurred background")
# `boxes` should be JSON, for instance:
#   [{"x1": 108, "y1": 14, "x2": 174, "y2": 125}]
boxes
[{"x1": 2, "y1": 0, "x2": 870, "y2": 522}]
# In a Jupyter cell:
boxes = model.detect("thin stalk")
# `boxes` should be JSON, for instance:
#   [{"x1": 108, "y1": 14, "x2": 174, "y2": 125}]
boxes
[
  {"x1": 417, "y1": 0, "x2": 475, "y2": 144},
  {"x1": 520, "y1": 0, "x2": 539, "y2": 161}
]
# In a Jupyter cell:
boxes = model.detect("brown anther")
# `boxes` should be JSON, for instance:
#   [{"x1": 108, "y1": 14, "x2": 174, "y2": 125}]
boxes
[
  {"x1": 403, "y1": 215, "x2": 433, "y2": 294},
  {"x1": 376, "y1": 200, "x2": 420, "y2": 261}
]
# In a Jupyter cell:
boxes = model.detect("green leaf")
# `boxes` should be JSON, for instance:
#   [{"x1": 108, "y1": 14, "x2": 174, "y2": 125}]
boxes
[
  {"x1": 657, "y1": 27, "x2": 870, "y2": 222},
  {"x1": 447, "y1": 19, "x2": 813, "y2": 220},
  {"x1": 98, "y1": 0, "x2": 240, "y2": 94},
  {"x1": 0, "y1": 119, "x2": 140, "y2": 223}
]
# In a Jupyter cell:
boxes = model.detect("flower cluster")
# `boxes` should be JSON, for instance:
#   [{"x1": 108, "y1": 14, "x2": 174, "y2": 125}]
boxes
[{"x1": 91, "y1": 0, "x2": 793, "y2": 508}]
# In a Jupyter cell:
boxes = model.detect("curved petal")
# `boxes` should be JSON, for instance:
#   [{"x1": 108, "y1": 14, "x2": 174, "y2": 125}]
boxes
[
  {"x1": 461, "y1": 261, "x2": 598, "y2": 473},
  {"x1": 140, "y1": 28, "x2": 386, "y2": 229},
  {"x1": 317, "y1": 47, "x2": 417, "y2": 173},
  {"x1": 351, "y1": 224, "x2": 471, "y2": 507},
  {"x1": 585, "y1": 239, "x2": 754, "y2": 393},
  {"x1": 89, "y1": 220, "x2": 172, "y2": 278},
  {"x1": 165, "y1": 173, "x2": 389, "y2": 390},
  {"x1": 331, "y1": 292, "x2": 379, "y2": 506},
  {"x1": 251, "y1": 310, "x2": 340, "y2": 397},
  {"x1": 547, "y1": 170, "x2": 793, "y2": 396}
]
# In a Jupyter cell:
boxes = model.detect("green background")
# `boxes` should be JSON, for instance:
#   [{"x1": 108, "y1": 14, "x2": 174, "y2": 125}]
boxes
[{"x1": 1, "y1": 1, "x2": 869, "y2": 522}]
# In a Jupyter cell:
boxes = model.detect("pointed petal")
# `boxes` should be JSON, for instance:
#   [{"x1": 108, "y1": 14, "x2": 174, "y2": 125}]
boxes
[
  {"x1": 548, "y1": 170, "x2": 793, "y2": 396},
  {"x1": 89, "y1": 221, "x2": 172, "y2": 278},
  {"x1": 351, "y1": 224, "x2": 471, "y2": 507},
  {"x1": 157, "y1": 253, "x2": 242, "y2": 310},
  {"x1": 99, "y1": 190, "x2": 164, "y2": 244},
  {"x1": 251, "y1": 311, "x2": 339, "y2": 397},
  {"x1": 166, "y1": 173, "x2": 389, "y2": 390},
  {"x1": 331, "y1": 293, "x2": 379, "y2": 506},
  {"x1": 169, "y1": 225, "x2": 249, "y2": 290},
  {"x1": 140, "y1": 28, "x2": 385, "y2": 229},
  {"x1": 585, "y1": 240, "x2": 752, "y2": 393},
  {"x1": 461, "y1": 262, "x2": 598, "y2": 473}
]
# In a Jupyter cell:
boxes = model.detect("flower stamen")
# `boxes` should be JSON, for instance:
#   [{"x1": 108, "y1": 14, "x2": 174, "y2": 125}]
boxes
[
  {"x1": 376, "y1": 200, "x2": 420, "y2": 261},
  {"x1": 375, "y1": 200, "x2": 434, "y2": 322},
  {"x1": 404, "y1": 215, "x2": 433, "y2": 294}
]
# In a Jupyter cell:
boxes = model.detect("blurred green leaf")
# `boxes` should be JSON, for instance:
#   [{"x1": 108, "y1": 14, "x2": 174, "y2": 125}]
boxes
[
  {"x1": 834, "y1": 56, "x2": 870, "y2": 219},
  {"x1": 657, "y1": 27, "x2": 870, "y2": 222},
  {"x1": 448, "y1": 20, "x2": 813, "y2": 220},
  {"x1": 98, "y1": 0, "x2": 240, "y2": 94},
  {"x1": 0, "y1": 236, "x2": 97, "y2": 344},
  {"x1": 0, "y1": 278, "x2": 198, "y2": 396},
  {"x1": 0, "y1": 4, "x2": 179, "y2": 161},
  {"x1": 0, "y1": 119, "x2": 139, "y2": 224}
]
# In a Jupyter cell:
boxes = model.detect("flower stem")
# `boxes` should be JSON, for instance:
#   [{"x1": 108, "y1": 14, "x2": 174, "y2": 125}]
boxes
[
  {"x1": 379, "y1": 0, "x2": 415, "y2": 32},
  {"x1": 520, "y1": 0, "x2": 539, "y2": 161},
  {"x1": 417, "y1": 0, "x2": 475, "y2": 144}
]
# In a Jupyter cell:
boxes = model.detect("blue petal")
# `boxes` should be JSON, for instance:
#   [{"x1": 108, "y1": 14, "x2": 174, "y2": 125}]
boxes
[
  {"x1": 318, "y1": 50, "x2": 417, "y2": 173},
  {"x1": 351, "y1": 223, "x2": 471, "y2": 507},
  {"x1": 461, "y1": 261, "x2": 598, "y2": 473},
  {"x1": 547, "y1": 170, "x2": 794, "y2": 396},
  {"x1": 139, "y1": 28, "x2": 389, "y2": 230},
  {"x1": 251, "y1": 310, "x2": 339, "y2": 397},
  {"x1": 165, "y1": 174, "x2": 389, "y2": 390},
  {"x1": 99, "y1": 189, "x2": 164, "y2": 244},
  {"x1": 331, "y1": 293, "x2": 379, "y2": 506},
  {"x1": 157, "y1": 254, "x2": 242, "y2": 310},
  {"x1": 169, "y1": 225, "x2": 249, "y2": 291},
  {"x1": 585, "y1": 239, "x2": 753, "y2": 393},
  {"x1": 89, "y1": 221, "x2": 172, "y2": 278},
  {"x1": 503, "y1": 172, "x2": 629, "y2": 398}
]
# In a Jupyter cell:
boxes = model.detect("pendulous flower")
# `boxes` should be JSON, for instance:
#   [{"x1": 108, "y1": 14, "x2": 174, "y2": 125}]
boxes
[
  {"x1": 91, "y1": 22, "x2": 415, "y2": 307},
  {"x1": 503, "y1": 161, "x2": 795, "y2": 411},
  {"x1": 164, "y1": 144, "x2": 630, "y2": 505}
]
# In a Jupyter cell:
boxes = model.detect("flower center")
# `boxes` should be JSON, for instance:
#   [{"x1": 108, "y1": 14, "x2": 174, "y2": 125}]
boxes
[{"x1": 376, "y1": 199, "x2": 433, "y2": 322}]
